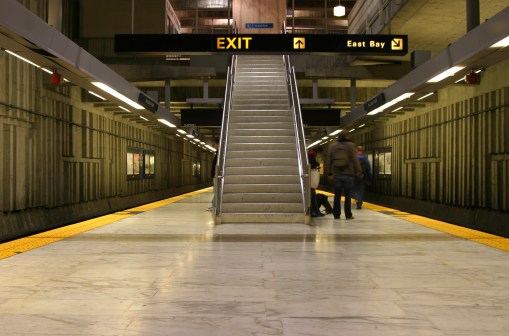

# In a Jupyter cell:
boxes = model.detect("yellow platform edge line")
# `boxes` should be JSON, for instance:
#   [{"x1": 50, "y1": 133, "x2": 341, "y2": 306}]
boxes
[
  {"x1": 316, "y1": 190, "x2": 509, "y2": 252},
  {"x1": 0, "y1": 188, "x2": 211, "y2": 260}
]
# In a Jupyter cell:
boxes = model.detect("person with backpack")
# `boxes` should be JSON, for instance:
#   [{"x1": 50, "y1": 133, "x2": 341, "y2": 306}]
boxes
[
  {"x1": 352, "y1": 145, "x2": 372, "y2": 209},
  {"x1": 327, "y1": 137, "x2": 362, "y2": 220}
]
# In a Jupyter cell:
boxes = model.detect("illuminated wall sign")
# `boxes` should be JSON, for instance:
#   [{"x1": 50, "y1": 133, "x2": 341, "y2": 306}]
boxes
[
  {"x1": 216, "y1": 37, "x2": 253, "y2": 50},
  {"x1": 246, "y1": 23, "x2": 273, "y2": 29},
  {"x1": 115, "y1": 34, "x2": 408, "y2": 55}
]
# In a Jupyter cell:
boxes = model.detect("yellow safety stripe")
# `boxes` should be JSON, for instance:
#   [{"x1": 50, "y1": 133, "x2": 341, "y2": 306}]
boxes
[
  {"x1": 319, "y1": 190, "x2": 509, "y2": 252},
  {"x1": 0, "y1": 188, "x2": 212, "y2": 260},
  {"x1": 1, "y1": 187, "x2": 507, "y2": 260}
]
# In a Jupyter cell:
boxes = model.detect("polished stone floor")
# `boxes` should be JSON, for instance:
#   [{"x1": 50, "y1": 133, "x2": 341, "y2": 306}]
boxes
[{"x1": 1, "y1": 190, "x2": 508, "y2": 335}]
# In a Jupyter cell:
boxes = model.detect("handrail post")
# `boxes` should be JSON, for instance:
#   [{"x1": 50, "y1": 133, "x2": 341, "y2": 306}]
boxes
[
  {"x1": 214, "y1": 55, "x2": 237, "y2": 224},
  {"x1": 284, "y1": 55, "x2": 311, "y2": 223}
]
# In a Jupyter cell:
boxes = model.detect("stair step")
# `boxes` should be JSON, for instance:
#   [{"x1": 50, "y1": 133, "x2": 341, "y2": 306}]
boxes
[
  {"x1": 222, "y1": 192, "x2": 303, "y2": 203},
  {"x1": 232, "y1": 98, "x2": 288, "y2": 104},
  {"x1": 227, "y1": 143, "x2": 296, "y2": 151},
  {"x1": 233, "y1": 91, "x2": 288, "y2": 96},
  {"x1": 224, "y1": 174, "x2": 300, "y2": 184},
  {"x1": 229, "y1": 129, "x2": 294, "y2": 137},
  {"x1": 222, "y1": 202, "x2": 303, "y2": 213},
  {"x1": 229, "y1": 135, "x2": 294, "y2": 144},
  {"x1": 230, "y1": 116, "x2": 293, "y2": 123},
  {"x1": 226, "y1": 150, "x2": 297, "y2": 159},
  {"x1": 225, "y1": 166, "x2": 299, "y2": 175},
  {"x1": 223, "y1": 183, "x2": 301, "y2": 193},
  {"x1": 226, "y1": 157, "x2": 297, "y2": 167}
]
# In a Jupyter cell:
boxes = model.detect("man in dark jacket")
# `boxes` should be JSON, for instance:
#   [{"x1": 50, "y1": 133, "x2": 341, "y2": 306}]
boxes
[{"x1": 327, "y1": 137, "x2": 362, "y2": 220}]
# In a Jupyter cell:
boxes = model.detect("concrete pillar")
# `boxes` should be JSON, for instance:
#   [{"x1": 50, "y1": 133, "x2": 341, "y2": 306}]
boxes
[
  {"x1": 48, "y1": 0, "x2": 62, "y2": 30},
  {"x1": 350, "y1": 79, "x2": 357, "y2": 111},
  {"x1": 203, "y1": 79, "x2": 209, "y2": 99},
  {"x1": 466, "y1": 0, "x2": 480, "y2": 32}
]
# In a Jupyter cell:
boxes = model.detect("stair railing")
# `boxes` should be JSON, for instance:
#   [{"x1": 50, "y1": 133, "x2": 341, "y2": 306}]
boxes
[
  {"x1": 215, "y1": 55, "x2": 237, "y2": 222},
  {"x1": 284, "y1": 55, "x2": 311, "y2": 222}
]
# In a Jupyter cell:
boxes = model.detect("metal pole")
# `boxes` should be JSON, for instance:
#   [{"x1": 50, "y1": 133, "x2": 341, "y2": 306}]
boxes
[{"x1": 466, "y1": 0, "x2": 480, "y2": 32}]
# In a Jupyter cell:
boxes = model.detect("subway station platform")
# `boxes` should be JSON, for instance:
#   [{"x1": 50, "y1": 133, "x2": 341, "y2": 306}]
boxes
[{"x1": 1, "y1": 188, "x2": 509, "y2": 336}]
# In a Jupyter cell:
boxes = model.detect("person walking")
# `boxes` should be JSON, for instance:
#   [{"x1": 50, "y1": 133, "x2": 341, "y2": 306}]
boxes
[
  {"x1": 352, "y1": 145, "x2": 372, "y2": 209},
  {"x1": 327, "y1": 137, "x2": 362, "y2": 220}
]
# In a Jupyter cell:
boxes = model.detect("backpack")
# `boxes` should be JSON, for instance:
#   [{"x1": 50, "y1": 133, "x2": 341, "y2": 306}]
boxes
[{"x1": 332, "y1": 147, "x2": 348, "y2": 168}]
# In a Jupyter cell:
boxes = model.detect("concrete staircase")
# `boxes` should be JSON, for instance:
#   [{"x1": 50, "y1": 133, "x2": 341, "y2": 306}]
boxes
[{"x1": 219, "y1": 55, "x2": 306, "y2": 224}]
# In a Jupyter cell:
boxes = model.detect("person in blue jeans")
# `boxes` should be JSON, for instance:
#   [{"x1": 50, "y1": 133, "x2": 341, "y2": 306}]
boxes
[
  {"x1": 327, "y1": 137, "x2": 362, "y2": 220},
  {"x1": 352, "y1": 145, "x2": 372, "y2": 209}
]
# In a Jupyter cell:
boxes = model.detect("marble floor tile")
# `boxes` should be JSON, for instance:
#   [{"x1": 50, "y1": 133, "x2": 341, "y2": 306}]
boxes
[{"x1": 1, "y1": 189, "x2": 508, "y2": 335}]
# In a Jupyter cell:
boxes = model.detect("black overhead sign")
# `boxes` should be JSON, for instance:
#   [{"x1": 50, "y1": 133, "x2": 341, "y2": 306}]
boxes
[
  {"x1": 138, "y1": 93, "x2": 158, "y2": 112},
  {"x1": 364, "y1": 93, "x2": 386, "y2": 112},
  {"x1": 115, "y1": 34, "x2": 408, "y2": 55}
]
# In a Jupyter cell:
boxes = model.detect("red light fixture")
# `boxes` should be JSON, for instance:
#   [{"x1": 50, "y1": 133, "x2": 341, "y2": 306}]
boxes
[{"x1": 50, "y1": 71, "x2": 62, "y2": 85}]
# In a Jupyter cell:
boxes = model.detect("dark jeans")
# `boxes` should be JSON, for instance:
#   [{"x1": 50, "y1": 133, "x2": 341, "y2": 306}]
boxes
[
  {"x1": 352, "y1": 178, "x2": 366, "y2": 208},
  {"x1": 333, "y1": 175, "x2": 355, "y2": 218}
]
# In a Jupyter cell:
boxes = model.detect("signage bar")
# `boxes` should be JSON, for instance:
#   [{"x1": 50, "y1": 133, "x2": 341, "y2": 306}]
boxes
[{"x1": 115, "y1": 34, "x2": 408, "y2": 56}]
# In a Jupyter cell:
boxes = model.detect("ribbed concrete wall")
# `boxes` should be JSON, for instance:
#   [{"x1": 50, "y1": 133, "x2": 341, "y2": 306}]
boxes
[
  {"x1": 347, "y1": 58, "x2": 509, "y2": 236},
  {"x1": 0, "y1": 51, "x2": 213, "y2": 242}
]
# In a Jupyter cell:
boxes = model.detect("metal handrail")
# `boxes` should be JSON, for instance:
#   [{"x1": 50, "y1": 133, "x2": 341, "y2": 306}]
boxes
[
  {"x1": 215, "y1": 55, "x2": 237, "y2": 220},
  {"x1": 284, "y1": 55, "x2": 310, "y2": 219}
]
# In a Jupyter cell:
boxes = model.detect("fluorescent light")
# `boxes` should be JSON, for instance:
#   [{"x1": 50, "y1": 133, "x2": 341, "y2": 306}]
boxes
[
  {"x1": 41, "y1": 68, "x2": 53, "y2": 74},
  {"x1": 329, "y1": 129, "x2": 342, "y2": 136},
  {"x1": 321, "y1": 136, "x2": 329, "y2": 140},
  {"x1": 427, "y1": 66, "x2": 464, "y2": 83},
  {"x1": 491, "y1": 36, "x2": 509, "y2": 48},
  {"x1": 192, "y1": 138, "x2": 200, "y2": 142},
  {"x1": 140, "y1": 116, "x2": 149, "y2": 121},
  {"x1": 307, "y1": 140, "x2": 321, "y2": 149},
  {"x1": 392, "y1": 106, "x2": 403, "y2": 112},
  {"x1": 91, "y1": 82, "x2": 144, "y2": 109},
  {"x1": 158, "y1": 119, "x2": 176, "y2": 128},
  {"x1": 5, "y1": 50, "x2": 40, "y2": 68},
  {"x1": 417, "y1": 92, "x2": 434, "y2": 101},
  {"x1": 88, "y1": 91, "x2": 106, "y2": 100},
  {"x1": 118, "y1": 106, "x2": 131, "y2": 112},
  {"x1": 186, "y1": 134, "x2": 195, "y2": 138},
  {"x1": 359, "y1": 124, "x2": 365, "y2": 128},
  {"x1": 367, "y1": 92, "x2": 414, "y2": 115},
  {"x1": 395, "y1": 92, "x2": 415, "y2": 101},
  {"x1": 177, "y1": 129, "x2": 187, "y2": 134},
  {"x1": 333, "y1": 5, "x2": 345, "y2": 17},
  {"x1": 349, "y1": 129, "x2": 355, "y2": 132}
]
